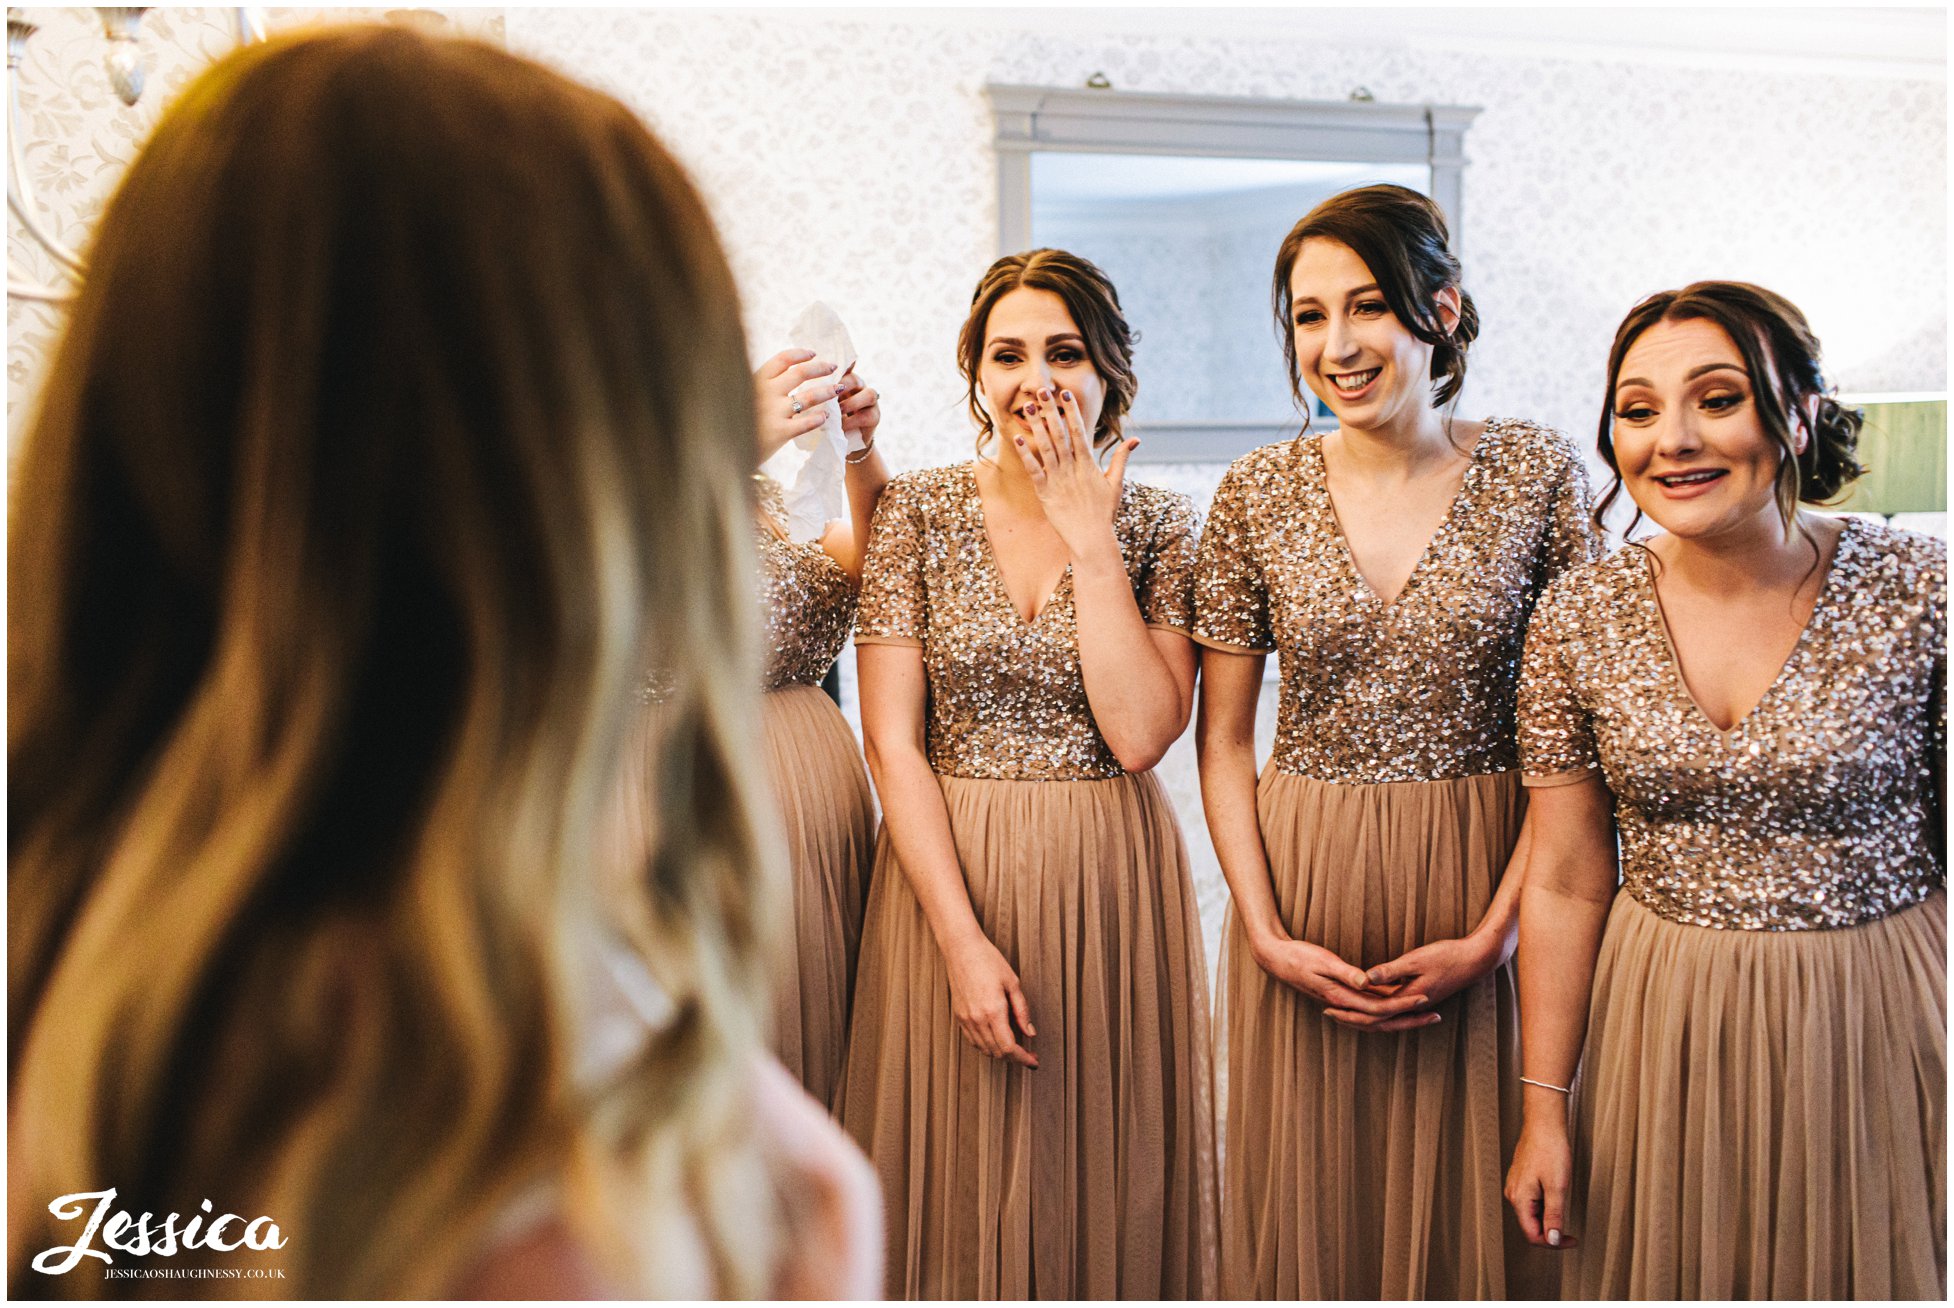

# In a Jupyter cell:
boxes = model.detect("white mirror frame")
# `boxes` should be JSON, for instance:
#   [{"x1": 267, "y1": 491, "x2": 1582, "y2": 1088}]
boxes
[{"x1": 986, "y1": 83, "x2": 1482, "y2": 462}]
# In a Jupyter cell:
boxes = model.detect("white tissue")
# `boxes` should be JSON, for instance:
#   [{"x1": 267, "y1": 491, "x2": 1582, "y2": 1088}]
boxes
[{"x1": 761, "y1": 301, "x2": 859, "y2": 543}]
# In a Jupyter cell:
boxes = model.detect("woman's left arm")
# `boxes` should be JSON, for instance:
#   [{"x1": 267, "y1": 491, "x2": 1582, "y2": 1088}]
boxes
[
  {"x1": 1015, "y1": 389, "x2": 1193, "y2": 772},
  {"x1": 816, "y1": 369, "x2": 890, "y2": 582}
]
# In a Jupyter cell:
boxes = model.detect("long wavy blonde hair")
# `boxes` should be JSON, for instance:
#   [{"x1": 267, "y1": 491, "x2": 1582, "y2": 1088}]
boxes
[{"x1": 9, "y1": 26, "x2": 784, "y2": 1298}]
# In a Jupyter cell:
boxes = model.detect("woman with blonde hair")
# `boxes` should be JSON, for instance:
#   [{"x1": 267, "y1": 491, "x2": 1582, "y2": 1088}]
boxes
[
  {"x1": 8, "y1": 25, "x2": 875, "y2": 1299},
  {"x1": 725, "y1": 349, "x2": 888, "y2": 1108}
]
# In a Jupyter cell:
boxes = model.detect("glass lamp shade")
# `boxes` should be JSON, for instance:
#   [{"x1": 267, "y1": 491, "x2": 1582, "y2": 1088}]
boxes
[{"x1": 1830, "y1": 397, "x2": 1947, "y2": 516}]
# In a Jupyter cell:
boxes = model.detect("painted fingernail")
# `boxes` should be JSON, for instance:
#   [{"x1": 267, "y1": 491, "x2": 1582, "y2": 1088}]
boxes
[
  {"x1": 1061, "y1": 389, "x2": 1073, "y2": 402},
  {"x1": 1548, "y1": 1229, "x2": 1561, "y2": 1248},
  {"x1": 1015, "y1": 437, "x2": 1025, "y2": 445}
]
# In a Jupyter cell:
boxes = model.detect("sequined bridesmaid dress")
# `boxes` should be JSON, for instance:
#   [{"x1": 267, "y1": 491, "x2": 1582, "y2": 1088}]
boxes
[
  {"x1": 730, "y1": 479, "x2": 879, "y2": 1109},
  {"x1": 1193, "y1": 418, "x2": 1599, "y2": 1298},
  {"x1": 837, "y1": 464, "x2": 1219, "y2": 1300},
  {"x1": 1519, "y1": 518, "x2": 1946, "y2": 1299}
]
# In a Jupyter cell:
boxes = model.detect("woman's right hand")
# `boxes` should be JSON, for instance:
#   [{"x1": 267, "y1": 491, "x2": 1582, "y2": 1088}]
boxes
[
  {"x1": 1505, "y1": 1114, "x2": 1577, "y2": 1249},
  {"x1": 942, "y1": 932, "x2": 1038, "y2": 1068},
  {"x1": 753, "y1": 348, "x2": 840, "y2": 463},
  {"x1": 1251, "y1": 934, "x2": 1439, "y2": 1030}
]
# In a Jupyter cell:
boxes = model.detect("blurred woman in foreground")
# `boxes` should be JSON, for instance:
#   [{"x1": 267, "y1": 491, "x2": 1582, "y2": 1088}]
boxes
[{"x1": 8, "y1": 25, "x2": 876, "y2": 1299}]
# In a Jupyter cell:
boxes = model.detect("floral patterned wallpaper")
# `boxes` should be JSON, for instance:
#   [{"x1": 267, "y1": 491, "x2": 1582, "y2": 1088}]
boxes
[
  {"x1": 5, "y1": 6, "x2": 505, "y2": 445},
  {"x1": 507, "y1": 8, "x2": 1945, "y2": 472},
  {"x1": 8, "y1": 7, "x2": 1945, "y2": 977},
  {"x1": 504, "y1": 9, "x2": 1946, "y2": 973}
]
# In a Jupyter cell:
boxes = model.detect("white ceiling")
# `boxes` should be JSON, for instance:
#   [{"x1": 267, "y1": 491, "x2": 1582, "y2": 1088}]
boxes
[{"x1": 808, "y1": 5, "x2": 1946, "y2": 80}]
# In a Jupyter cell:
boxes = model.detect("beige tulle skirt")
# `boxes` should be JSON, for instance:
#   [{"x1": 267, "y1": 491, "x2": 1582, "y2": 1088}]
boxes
[
  {"x1": 837, "y1": 770, "x2": 1219, "y2": 1299},
  {"x1": 760, "y1": 684, "x2": 877, "y2": 1109},
  {"x1": 1566, "y1": 888, "x2": 1946, "y2": 1299},
  {"x1": 1218, "y1": 768, "x2": 1551, "y2": 1299}
]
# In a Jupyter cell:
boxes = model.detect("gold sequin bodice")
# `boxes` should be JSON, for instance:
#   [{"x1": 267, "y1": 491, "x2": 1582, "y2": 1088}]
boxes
[
  {"x1": 1520, "y1": 520, "x2": 1946, "y2": 931},
  {"x1": 1192, "y1": 418, "x2": 1601, "y2": 783},
  {"x1": 854, "y1": 463, "x2": 1199, "y2": 781},
  {"x1": 756, "y1": 476, "x2": 857, "y2": 692}
]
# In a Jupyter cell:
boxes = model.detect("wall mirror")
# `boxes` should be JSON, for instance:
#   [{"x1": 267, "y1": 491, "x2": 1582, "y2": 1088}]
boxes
[{"x1": 987, "y1": 84, "x2": 1480, "y2": 463}]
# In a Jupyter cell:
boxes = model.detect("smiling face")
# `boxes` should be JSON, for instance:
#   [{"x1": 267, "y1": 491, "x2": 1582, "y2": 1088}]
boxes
[
  {"x1": 1609, "y1": 316, "x2": 1803, "y2": 542},
  {"x1": 977, "y1": 286, "x2": 1108, "y2": 445},
  {"x1": 1287, "y1": 237, "x2": 1456, "y2": 435}
]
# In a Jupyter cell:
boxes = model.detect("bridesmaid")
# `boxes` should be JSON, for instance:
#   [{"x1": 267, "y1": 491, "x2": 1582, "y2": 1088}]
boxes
[
  {"x1": 1193, "y1": 184, "x2": 1597, "y2": 1298},
  {"x1": 1506, "y1": 281, "x2": 1945, "y2": 1298},
  {"x1": 837, "y1": 249, "x2": 1218, "y2": 1298},
  {"x1": 620, "y1": 353, "x2": 887, "y2": 1110},
  {"x1": 743, "y1": 350, "x2": 889, "y2": 1108}
]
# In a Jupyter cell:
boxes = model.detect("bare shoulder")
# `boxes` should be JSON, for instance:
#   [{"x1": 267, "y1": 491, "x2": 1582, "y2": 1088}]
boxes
[
  {"x1": 450, "y1": 1216, "x2": 616, "y2": 1301},
  {"x1": 749, "y1": 1057, "x2": 884, "y2": 1299}
]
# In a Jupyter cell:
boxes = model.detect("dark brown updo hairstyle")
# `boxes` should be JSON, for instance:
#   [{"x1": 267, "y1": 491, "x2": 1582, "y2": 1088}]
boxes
[
  {"x1": 1594, "y1": 280, "x2": 1865, "y2": 532},
  {"x1": 957, "y1": 248, "x2": 1137, "y2": 455},
  {"x1": 1271, "y1": 183, "x2": 1479, "y2": 415}
]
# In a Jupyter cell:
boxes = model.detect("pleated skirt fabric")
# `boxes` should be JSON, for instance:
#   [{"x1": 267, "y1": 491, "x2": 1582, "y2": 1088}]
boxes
[
  {"x1": 837, "y1": 769, "x2": 1220, "y2": 1300},
  {"x1": 760, "y1": 684, "x2": 877, "y2": 1110},
  {"x1": 1218, "y1": 767, "x2": 1551, "y2": 1300},
  {"x1": 1566, "y1": 888, "x2": 1947, "y2": 1300}
]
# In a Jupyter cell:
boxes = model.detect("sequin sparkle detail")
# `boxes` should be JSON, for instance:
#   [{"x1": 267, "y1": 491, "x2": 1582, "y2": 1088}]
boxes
[
  {"x1": 755, "y1": 476, "x2": 857, "y2": 692},
  {"x1": 1519, "y1": 519, "x2": 1946, "y2": 931},
  {"x1": 1192, "y1": 418, "x2": 1602, "y2": 783},
  {"x1": 854, "y1": 463, "x2": 1199, "y2": 781},
  {"x1": 638, "y1": 475, "x2": 857, "y2": 705}
]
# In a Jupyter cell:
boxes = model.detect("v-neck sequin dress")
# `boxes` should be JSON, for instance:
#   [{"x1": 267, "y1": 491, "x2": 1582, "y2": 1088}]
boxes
[
  {"x1": 836, "y1": 463, "x2": 1219, "y2": 1300},
  {"x1": 1192, "y1": 418, "x2": 1601, "y2": 1299},
  {"x1": 1520, "y1": 518, "x2": 1946, "y2": 1299}
]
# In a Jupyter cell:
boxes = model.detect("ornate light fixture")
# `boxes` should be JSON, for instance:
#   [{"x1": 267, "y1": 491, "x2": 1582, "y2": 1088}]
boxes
[{"x1": 7, "y1": 7, "x2": 267, "y2": 304}]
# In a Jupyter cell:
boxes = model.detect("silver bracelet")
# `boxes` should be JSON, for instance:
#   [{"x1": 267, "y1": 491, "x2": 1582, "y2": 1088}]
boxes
[{"x1": 1520, "y1": 1075, "x2": 1571, "y2": 1095}]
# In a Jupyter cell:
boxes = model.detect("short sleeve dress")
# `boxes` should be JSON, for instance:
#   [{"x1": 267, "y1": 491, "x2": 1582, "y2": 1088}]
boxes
[
  {"x1": 750, "y1": 477, "x2": 877, "y2": 1110},
  {"x1": 836, "y1": 464, "x2": 1219, "y2": 1300},
  {"x1": 1519, "y1": 519, "x2": 1946, "y2": 1299},
  {"x1": 1193, "y1": 417, "x2": 1600, "y2": 1298}
]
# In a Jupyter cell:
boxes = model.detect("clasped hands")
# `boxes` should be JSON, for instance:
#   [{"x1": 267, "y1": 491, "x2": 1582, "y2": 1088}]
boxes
[{"x1": 1252, "y1": 930, "x2": 1502, "y2": 1032}]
